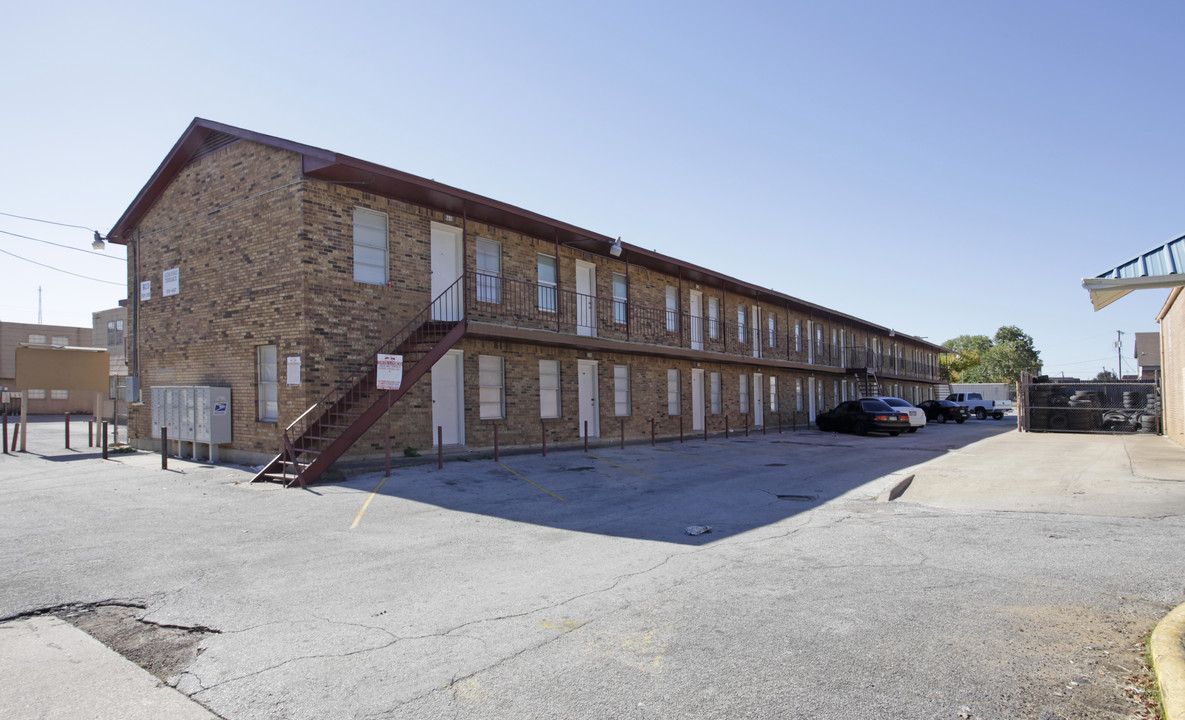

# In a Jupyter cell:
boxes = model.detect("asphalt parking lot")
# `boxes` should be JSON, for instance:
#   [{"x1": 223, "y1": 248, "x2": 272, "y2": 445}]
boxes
[{"x1": 2, "y1": 416, "x2": 1184, "y2": 719}]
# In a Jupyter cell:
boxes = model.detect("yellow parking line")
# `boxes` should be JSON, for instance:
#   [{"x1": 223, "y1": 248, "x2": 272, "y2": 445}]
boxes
[
  {"x1": 587, "y1": 453, "x2": 666, "y2": 482},
  {"x1": 655, "y1": 446, "x2": 742, "y2": 468},
  {"x1": 349, "y1": 475, "x2": 388, "y2": 529},
  {"x1": 498, "y1": 462, "x2": 566, "y2": 501}
]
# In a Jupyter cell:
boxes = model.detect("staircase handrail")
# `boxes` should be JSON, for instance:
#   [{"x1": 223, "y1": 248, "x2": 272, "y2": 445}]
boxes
[{"x1": 281, "y1": 274, "x2": 467, "y2": 442}]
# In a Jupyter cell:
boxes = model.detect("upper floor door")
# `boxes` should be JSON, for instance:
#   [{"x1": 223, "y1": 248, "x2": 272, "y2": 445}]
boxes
[
  {"x1": 690, "y1": 290, "x2": 704, "y2": 350},
  {"x1": 575, "y1": 261, "x2": 597, "y2": 337},
  {"x1": 431, "y1": 222, "x2": 462, "y2": 321}
]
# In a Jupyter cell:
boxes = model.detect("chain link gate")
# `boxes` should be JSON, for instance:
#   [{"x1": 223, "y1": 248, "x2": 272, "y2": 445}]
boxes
[{"x1": 1020, "y1": 379, "x2": 1161, "y2": 434}]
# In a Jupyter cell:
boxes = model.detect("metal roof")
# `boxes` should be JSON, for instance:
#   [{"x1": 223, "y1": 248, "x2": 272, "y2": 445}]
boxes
[{"x1": 1083, "y1": 233, "x2": 1185, "y2": 311}]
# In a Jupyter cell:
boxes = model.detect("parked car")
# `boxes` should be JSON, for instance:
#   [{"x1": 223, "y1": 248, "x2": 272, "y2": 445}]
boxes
[
  {"x1": 816, "y1": 399, "x2": 911, "y2": 436},
  {"x1": 862, "y1": 396, "x2": 926, "y2": 432},
  {"x1": 917, "y1": 399, "x2": 970, "y2": 424}
]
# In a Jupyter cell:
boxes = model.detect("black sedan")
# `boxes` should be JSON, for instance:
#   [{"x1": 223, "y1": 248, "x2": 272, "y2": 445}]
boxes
[
  {"x1": 816, "y1": 399, "x2": 911, "y2": 436},
  {"x1": 917, "y1": 399, "x2": 970, "y2": 424}
]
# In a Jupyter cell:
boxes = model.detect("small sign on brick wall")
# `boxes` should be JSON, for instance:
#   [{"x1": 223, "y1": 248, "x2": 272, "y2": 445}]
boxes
[
  {"x1": 163, "y1": 267, "x2": 180, "y2": 297},
  {"x1": 376, "y1": 354, "x2": 403, "y2": 390},
  {"x1": 287, "y1": 356, "x2": 301, "y2": 386},
  {"x1": 140, "y1": 280, "x2": 151, "y2": 301}
]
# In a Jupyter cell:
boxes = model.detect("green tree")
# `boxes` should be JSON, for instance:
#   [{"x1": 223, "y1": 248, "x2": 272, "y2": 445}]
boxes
[
  {"x1": 940, "y1": 335, "x2": 992, "y2": 382},
  {"x1": 940, "y1": 327, "x2": 1042, "y2": 384},
  {"x1": 1095, "y1": 369, "x2": 1118, "y2": 382}
]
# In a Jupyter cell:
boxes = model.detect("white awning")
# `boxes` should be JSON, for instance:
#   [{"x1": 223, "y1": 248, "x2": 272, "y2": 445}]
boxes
[{"x1": 1083, "y1": 234, "x2": 1185, "y2": 311}]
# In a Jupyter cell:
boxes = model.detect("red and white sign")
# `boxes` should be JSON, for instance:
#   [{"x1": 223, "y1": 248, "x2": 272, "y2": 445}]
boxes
[{"x1": 376, "y1": 354, "x2": 404, "y2": 390}]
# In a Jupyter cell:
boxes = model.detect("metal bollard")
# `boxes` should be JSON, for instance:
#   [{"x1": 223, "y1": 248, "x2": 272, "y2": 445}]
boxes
[
  {"x1": 102, "y1": 422, "x2": 109, "y2": 460},
  {"x1": 161, "y1": 427, "x2": 168, "y2": 470},
  {"x1": 2, "y1": 413, "x2": 7, "y2": 454},
  {"x1": 438, "y1": 426, "x2": 443, "y2": 469},
  {"x1": 65, "y1": 412, "x2": 71, "y2": 449}
]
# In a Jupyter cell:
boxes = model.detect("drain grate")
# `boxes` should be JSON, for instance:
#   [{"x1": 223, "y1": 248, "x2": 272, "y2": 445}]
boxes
[
  {"x1": 566, "y1": 466, "x2": 595, "y2": 472},
  {"x1": 765, "y1": 463, "x2": 787, "y2": 467},
  {"x1": 777, "y1": 494, "x2": 815, "y2": 501}
]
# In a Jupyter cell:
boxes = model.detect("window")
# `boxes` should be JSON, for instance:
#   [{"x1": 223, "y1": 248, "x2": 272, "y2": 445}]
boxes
[
  {"x1": 27, "y1": 389, "x2": 46, "y2": 399},
  {"x1": 796, "y1": 379, "x2": 804, "y2": 411},
  {"x1": 667, "y1": 369, "x2": 681, "y2": 415},
  {"x1": 257, "y1": 345, "x2": 278, "y2": 422},
  {"x1": 539, "y1": 359, "x2": 560, "y2": 419},
  {"x1": 665, "y1": 286, "x2": 678, "y2": 332},
  {"x1": 107, "y1": 320, "x2": 124, "y2": 348},
  {"x1": 794, "y1": 321, "x2": 801, "y2": 352},
  {"x1": 479, "y1": 355, "x2": 505, "y2": 419},
  {"x1": 613, "y1": 273, "x2": 628, "y2": 325},
  {"x1": 52, "y1": 335, "x2": 69, "y2": 346},
  {"x1": 816, "y1": 326, "x2": 824, "y2": 357},
  {"x1": 353, "y1": 207, "x2": 388, "y2": 285},
  {"x1": 476, "y1": 238, "x2": 502, "y2": 304},
  {"x1": 614, "y1": 365, "x2": 631, "y2": 416},
  {"x1": 737, "y1": 307, "x2": 746, "y2": 343},
  {"x1": 28, "y1": 334, "x2": 46, "y2": 344},
  {"x1": 833, "y1": 380, "x2": 839, "y2": 405},
  {"x1": 537, "y1": 254, "x2": 557, "y2": 312},
  {"x1": 708, "y1": 297, "x2": 720, "y2": 339},
  {"x1": 769, "y1": 376, "x2": 778, "y2": 412},
  {"x1": 767, "y1": 315, "x2": 776, "y2": 349},
  {"x1": 710, "y1": 372, "x2": 721, "y2": 414},
  {"x1": 739, "y1": 374, "x2": 750, "y2": 413},
  {"x1": 817, "y1": 379, "x2": 825, "y2": 410},
  {"x1": 51, "y1": 389, "x2": 68, "y2": 400}
]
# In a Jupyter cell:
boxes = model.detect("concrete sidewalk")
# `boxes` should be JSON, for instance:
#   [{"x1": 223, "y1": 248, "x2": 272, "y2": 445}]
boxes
[{"x1": 0, "y1": 616, "x2": 217, "y2": 719}]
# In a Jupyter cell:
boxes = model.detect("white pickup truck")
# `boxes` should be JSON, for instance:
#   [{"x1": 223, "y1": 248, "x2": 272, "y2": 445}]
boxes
[{"x1": 945, "y1": 392, "x2": 1006, "y2": 420}]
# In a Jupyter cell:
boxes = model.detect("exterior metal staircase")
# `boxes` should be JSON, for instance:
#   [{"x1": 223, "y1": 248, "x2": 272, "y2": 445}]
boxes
[
  {"x1": 855, "y1": 371, "x2": 880, "y2": 397},
  {"x1": 251, "y1": 277, "x2": 466, "y2": 488}
]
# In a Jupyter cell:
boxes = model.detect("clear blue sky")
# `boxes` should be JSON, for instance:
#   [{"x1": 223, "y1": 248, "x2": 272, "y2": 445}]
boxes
[{"x1": 3, "y1": 0, "x2": 1182, "y2": 379}]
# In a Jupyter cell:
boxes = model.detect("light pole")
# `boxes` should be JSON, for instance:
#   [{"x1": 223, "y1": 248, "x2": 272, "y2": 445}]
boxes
[{"x1": 1116, "y1": 330, "x2": 1124, "y2": 380}]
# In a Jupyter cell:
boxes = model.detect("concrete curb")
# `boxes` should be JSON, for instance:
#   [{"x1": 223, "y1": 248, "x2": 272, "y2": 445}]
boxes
[
  {"x1": 1153, "y1": 602, "x2": 1185, "y2": 720},
  {"x1": 877, "y1": 473, "x2": 914, "y2": 502}
]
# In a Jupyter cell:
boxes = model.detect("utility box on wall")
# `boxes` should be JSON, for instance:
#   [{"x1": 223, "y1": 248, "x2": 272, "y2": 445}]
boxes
[{"x1": 150, "y1": 386, "x2": 232, "y2": 459}]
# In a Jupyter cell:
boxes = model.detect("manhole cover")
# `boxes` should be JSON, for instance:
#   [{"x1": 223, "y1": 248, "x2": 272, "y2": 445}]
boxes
[{"x1": 765, "y1": 463, "x2": 787, "y2": 467}]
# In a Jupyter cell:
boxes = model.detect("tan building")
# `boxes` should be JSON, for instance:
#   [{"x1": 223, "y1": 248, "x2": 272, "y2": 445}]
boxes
[
  {"x1": 92, "y1": 305, "x2": 129, "y2": 417},
  {"x1": 0, "y1": 321, "x2": 95, "y2": 414},
  {"x1": 106, "y1": 119, "x2": 947, "y2": 477}
]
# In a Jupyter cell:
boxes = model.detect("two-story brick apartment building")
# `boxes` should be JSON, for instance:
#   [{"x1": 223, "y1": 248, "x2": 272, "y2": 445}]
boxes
[{"x1": 107, "y1": 119, "x2": 946, "y2": 483}]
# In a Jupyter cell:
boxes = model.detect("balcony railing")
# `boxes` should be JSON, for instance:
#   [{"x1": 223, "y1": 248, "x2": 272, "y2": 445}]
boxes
[{"x1": 460, "y1": 271, "x2": 938, "y2": 380}]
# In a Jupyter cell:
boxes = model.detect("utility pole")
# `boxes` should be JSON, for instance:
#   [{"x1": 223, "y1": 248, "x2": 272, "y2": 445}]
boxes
[
  {"x1": 1115, "y1": 330, "x2": 1124, "y2": 380},
  {"x1": 37, "y1": 286, "x2": 42, "y2": 325}
]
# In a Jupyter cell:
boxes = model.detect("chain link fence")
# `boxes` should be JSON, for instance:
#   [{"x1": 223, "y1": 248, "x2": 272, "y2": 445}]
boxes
[{"x1": 1021, "y1": 380, "x2": 1161, "y2": 434}]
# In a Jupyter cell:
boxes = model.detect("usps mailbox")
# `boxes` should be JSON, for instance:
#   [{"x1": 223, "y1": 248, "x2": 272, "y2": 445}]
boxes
[{"x1": 150, "y1": 386, "x2": 232, "y2": 460}]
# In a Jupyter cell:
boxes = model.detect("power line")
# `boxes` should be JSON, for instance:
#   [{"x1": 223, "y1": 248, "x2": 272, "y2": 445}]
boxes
[
  {"x1": 0, "y1": 246, "x2": 124, "y2": 286},
  {"x1": 0, "y1": 228, "x2": 124, "y2": 261},
  {"x1": 0, "y1": 210, "x2": 97, "y2": 233}
]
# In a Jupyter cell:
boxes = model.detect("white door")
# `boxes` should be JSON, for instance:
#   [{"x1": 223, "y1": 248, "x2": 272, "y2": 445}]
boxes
[
  {"x1": 578, "y1": 359, "x2": 600, "y2": 438},
  {"x1": 753, "y1": 373, "x2": 764, "y2": 426},
  {"x1": 430, "y1": 222, "x2": 462, "y2": 320},
  {"x1": 808, "y1": 375, "x2": 817, "y2": 421},
  {"x1": 575, "y1": 261, "x2": 597, "y2": 337},
  {"x1": 431, "y1": 350, "x2": 464, "y2": 445},
  {"x1": 752, "y1": 305, "x2": 761, "y2": 358},
  {"x1": 690, "y1": 291, "x2": 704, "y2": 351},
  {"x1": 691, "y1": 368, "x2": 705, "y2": 431}
]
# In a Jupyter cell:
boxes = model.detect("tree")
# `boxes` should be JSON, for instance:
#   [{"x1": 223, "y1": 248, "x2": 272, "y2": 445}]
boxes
[
  {"x1": 1095, "y1": 369, "x2": 1118, "y2": 382},
  {"x1": 940, "y1": 327, "x2": 1042, "y2": 384}
]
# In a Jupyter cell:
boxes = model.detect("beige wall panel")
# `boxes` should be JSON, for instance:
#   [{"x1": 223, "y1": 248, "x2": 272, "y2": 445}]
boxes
[{"x1": 15, "y1": 347, "x2": 109, "y2": 392}]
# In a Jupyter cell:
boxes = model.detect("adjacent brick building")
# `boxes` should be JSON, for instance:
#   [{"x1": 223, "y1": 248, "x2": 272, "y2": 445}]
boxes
[{"x1": 107, "y1": 119, "x2": 947, "y2": 476}]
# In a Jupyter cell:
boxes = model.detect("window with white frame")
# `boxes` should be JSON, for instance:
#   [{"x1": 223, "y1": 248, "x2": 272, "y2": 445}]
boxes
[
  {"x1": 769, "y1": 376, "x2": 778, "y2": 412},
  {"x1": 353, "y1": 207, "x2": 388, "y2": 285},
  {"x1": 614, "y1": 365, "x2": 631, "y2": 416},
  {"x1": 796, "y1": 378, "x2": 804, "y2": 411},
  {"x1": 710, "y1": 372, "x2": 721, "y2": 414},
  {"x1": 831, "y1": 329, "x2": 837, "y2": 356},
  {"x1": 665, "y1": 286, "x2": 678, "y2": 332},
  {"x1": 708, "y1": 297, "x2": 720, "y2": 339},
  {"x1": 539, "y1": 359, "x2": 560, "y2": 419},
  {"x1": 27, "y1": 389, "x2": 46, "y2": 399},
  {"x1": 737, "y1": 307, "x2": 746, "y2": 343},
  {"x1": 479, "y1": 355, "x2": 505, "y2": 419},
  {"x1": 833, "y1": 380, "x2": 839, "y2": 405},
  {"x1": 51, "y1": 389, "x2": 68, "y2": 400},
  {"x1": 107, "y1": 320, "x2": 124, "y2": 348},
  {"x1": 768, "y1": 315, "x2": 776, "y2": 349},
  {"x1": 816, "y1": 326, "x2": 824, "y2": 357},
  {"x1": 52, "y1": 335, "x2": 69, "y2": 346},
  {"x1": 537, "y1": 254, "x2": 557, "y2": 312},
  {"x1": 613, "y1": 273, "x2": 628, "y2": 325},
  {"x1": 739, "y1": 374, "x2": 750, "y2": 413},
  {"x1": 817, "y1": 379, "x2": 825, "y2": 409},
  {"x1": 28, "y1": 334, "x2": 46, "y2": 344},
  {"x1": 476, "y1": 238, "x2": 502, "y2": 304},
  {"x1": 667, "y1": 368, "x2": 681, "y2": 415},
  {"x1": 794, "y1": 320, "x2": 801, "y2": 352},
  {"x1": 257, "y1": 344, "x2": 278, "y2": 422}
]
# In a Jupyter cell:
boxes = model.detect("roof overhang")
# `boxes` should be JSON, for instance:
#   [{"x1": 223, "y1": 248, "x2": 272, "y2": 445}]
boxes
[{"x1": 1085, "y1": 233, "x2": 1185, "y2": 311}]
